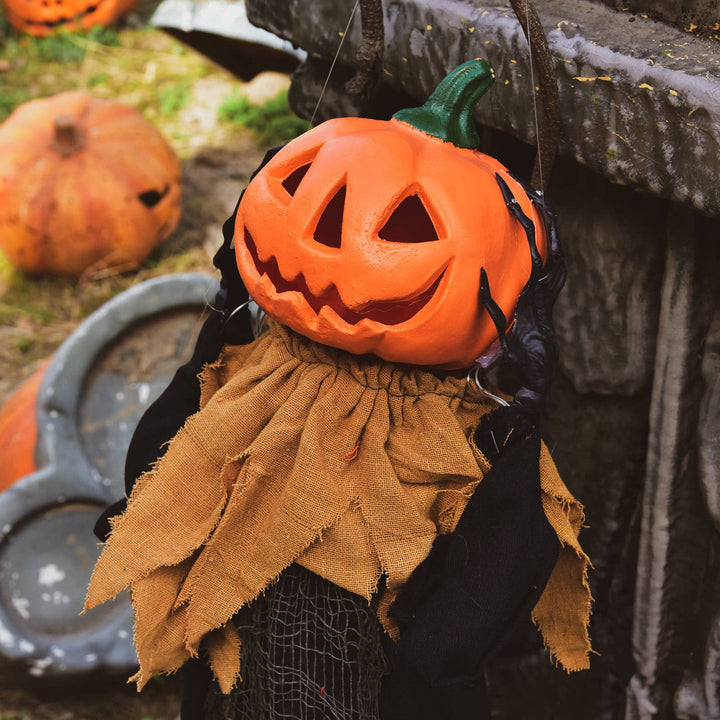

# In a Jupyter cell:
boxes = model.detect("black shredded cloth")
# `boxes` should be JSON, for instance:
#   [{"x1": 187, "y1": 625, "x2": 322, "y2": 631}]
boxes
[
  {"x1": 388, "y1": 408, "x2": 560, "y2": 687},
  {"x1": 93, "y1": 146, "x2": 282, "y2": 543}
]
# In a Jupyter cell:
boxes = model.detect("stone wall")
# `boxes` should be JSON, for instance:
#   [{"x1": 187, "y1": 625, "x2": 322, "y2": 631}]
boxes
[
  {"x1": 246, "y1": 1, "x2": 720, "y2": 717},
  {"x1": 595, "y1": 0, "x2": 720, "y2": 33}
]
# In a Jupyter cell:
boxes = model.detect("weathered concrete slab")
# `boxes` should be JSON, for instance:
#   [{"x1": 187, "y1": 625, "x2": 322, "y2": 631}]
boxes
[
  {"x1": 594, "y1": 0, "x2": 720, "y2": 34},
  {"x1": 247, "y1": 0, "x2": 720, "y2": 219},
  {"x1": 0, "y1": 273, "x2": 218, "y2": 679},
  {"x1": 151, "y1": 0, "x2": 305, "y2": 79},
  {"x1": 550, "y1": 162, "x2": 666, "y2": 396},
  {"x1": 153, "y1": 0, "x2": 303, "y2": 56}
]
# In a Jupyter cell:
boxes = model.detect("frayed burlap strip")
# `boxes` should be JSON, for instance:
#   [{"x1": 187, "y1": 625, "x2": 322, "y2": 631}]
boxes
[
  {"x1": 85, "y1": 321, "x2": 592, "y2": 692},
  {"x1": 531, "y1": 444, "x2": 593, "y2": 672}
]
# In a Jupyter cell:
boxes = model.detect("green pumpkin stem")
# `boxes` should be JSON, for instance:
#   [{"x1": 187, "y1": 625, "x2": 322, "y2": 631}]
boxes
[{"x1": 393, "y1": 58, "x2": 495, "y2": 149}]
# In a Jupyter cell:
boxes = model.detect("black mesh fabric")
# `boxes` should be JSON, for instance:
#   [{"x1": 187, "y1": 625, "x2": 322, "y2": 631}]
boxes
[
  {"x1": 198, "y1": 564, "x2": 494, "y2": 720},
  {"x1": 204, "y1": 564, "x2": 387, "y2": 720}
]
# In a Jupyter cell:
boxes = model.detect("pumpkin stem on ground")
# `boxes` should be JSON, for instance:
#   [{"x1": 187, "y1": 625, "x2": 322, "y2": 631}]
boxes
[
  {"x1": 52, "y1": 115, "x2": 84, "y2": 156},
  {"x1": 393, "y1": 59, "x2": 495, "y2": 149}
]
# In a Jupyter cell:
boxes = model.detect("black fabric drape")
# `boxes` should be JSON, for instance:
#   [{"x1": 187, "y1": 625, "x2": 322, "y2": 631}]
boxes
[
  {"x1": 389, "y1": 411, "x2": 560, "y2": 688},
  {"x1": 93, "y1": 146, "x2": 282, "y2": 542}
]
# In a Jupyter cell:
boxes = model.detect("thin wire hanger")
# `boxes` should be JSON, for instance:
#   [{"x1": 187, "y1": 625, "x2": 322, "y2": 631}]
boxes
[
  {"x1": 524, "y1": 0, "x2": 545, "y2": 197},
  {"x1": 311, "y1": 0, "x2": 361, "y2": 124}
]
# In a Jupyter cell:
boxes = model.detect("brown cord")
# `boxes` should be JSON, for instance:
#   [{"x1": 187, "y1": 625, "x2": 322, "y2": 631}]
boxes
[
  {"x1": 345, "y1": 0, "x2": 384, "y2": 104},
  {"x1": 344, "y1": 0, "x2": 556, "y2": 183},
  {"x1": 508, "y1": 0, "x2": 560, "y2": 189}
]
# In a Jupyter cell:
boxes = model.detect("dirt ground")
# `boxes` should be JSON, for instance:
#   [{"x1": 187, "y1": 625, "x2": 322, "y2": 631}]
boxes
[
  {"x1": 0, "y1": 13, "x2": 288, "y2": 719},
  {"x1": 0, "y1": 672, "x2": 183, "y2": 719}
]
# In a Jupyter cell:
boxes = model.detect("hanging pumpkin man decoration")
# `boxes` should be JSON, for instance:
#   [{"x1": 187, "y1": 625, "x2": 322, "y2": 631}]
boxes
[{"x1": 87, "y1": 58, "x2": 591, "y2": 720}]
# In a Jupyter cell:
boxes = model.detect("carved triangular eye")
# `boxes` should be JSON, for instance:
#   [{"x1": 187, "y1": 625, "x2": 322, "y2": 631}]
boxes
[
  {"x1": 379, "y1": 195, "x2": 439, "y2": 243},
  {"x1": 282, "y1": 163, "x2": 312, "y2": 196},
  {"x1": 313, "y1": 185, "x2": 346, "y2": 249}
]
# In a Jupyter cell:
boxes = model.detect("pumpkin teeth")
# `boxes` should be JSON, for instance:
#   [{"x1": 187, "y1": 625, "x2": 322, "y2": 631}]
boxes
[
  {"x1": 316, "y1": 304, "x2": 346, "y2": 330},
  {"x1": 245, "y1": 231, "x2": 445, "y2": 328},
  {"x1": 15, "y1": 0, "x2": 106, "y2": 29},
  {"x1": 243, "y1": 226, "x2": 446, "y2": 327},
  {"x1": 257, "y1": 272, "x2": 278, "y2": 296}
]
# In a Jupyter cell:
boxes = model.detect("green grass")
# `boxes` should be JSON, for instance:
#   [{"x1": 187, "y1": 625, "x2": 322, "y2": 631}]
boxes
[
  {"x1": 0, "y1": 6, "x2": 11, "y2": 42},
  {"x1": 0, "y1": 86, "x2": 29, "y2": 123},
  {"x1": 218, "y1": 88, "x2": 311, "y2": 145},
  {"x1": 38, "y1": 26, "x2": 120, "y2": 61},
  {"x1": 89, "y1": 71, "x2": 110, "y2": 86},
  {"x1": 0, "y1": 19, "x2": 210, "y2": 127},
  {"x1": 3, "y1": 24, "x2": 120, "y2": 64},
  {"x1": 158, "y1": 80, "x2": 192, "y2": 116},
  {"x1": 0, "y1": 20, "x2": 122, "y2": 121}
]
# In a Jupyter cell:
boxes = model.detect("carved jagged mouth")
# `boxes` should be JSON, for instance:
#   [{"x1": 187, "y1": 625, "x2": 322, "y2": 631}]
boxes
[
  {"x1": 244, "y1": 229, "x2": 444, "y2": 326},
  {"x1": 23, "y1": 2, "x2": 104, "y2": 28}
]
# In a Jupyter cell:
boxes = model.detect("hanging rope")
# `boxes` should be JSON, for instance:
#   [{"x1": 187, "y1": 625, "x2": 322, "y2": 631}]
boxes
[
  {"x1": 345, "y1": 0, "x2": 385, "y2": 103},
  {"x1": 508, "y1": 0, "x2": 559, "y2": 189}
]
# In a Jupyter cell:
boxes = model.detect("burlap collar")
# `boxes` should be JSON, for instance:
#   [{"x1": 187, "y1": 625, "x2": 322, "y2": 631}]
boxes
[{"x1": 86, "y1": 322, "x2": 591, "y2": 692}]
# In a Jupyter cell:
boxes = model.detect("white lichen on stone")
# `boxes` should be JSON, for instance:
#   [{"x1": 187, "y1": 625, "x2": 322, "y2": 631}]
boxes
[
  {"x1": 38, "y1": 563, "x2": 66, "y2": 587},
  {"x1": 11, "y1": 596, "x2": 31, "y2": 620}
]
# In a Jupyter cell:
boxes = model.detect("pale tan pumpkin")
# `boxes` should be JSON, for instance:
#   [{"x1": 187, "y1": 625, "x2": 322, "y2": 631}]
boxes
[{"x1": 0, "y1": 91, "x2": 181, "y2": 276}]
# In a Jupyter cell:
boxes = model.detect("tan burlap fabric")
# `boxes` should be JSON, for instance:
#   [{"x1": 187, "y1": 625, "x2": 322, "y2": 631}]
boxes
[{"x1": 85, "y1": 321, "x2": 592, "y2": 692}]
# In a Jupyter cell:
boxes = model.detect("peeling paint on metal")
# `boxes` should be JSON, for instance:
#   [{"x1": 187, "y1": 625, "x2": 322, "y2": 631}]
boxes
[
  {"x1": 0, "y1": 620, "x2": 14, "y2": 648},
  {"x1": 137, "y1": 382, "x2": 151, "y2": 404},
  {"x1": 11, "y1": 596, "x2": 31, "y2": 620},
  {"x1": 28, "y1": 656, "x2": 53, "y2": 677},
  {"x1": 38, "y1": 563, "x2": 66, "y2": 587}
]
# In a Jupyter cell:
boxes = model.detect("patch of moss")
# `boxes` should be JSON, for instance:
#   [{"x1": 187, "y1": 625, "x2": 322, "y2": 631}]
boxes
[
  {"x1": 0, "y1": 7, "x2": 12, "y2": 42},
  {"x1": 158, "y1": 80, "x2": 192, "y2": 116},
  {"x1": 0, "y1": 23, "x2": 205, "y2": 124},
  {"x1": 219, "y1": 89, "x2": 311, "y2": 145},
  {"x1": 0, "y1": 22, "x2": 122, "y2": 121}
]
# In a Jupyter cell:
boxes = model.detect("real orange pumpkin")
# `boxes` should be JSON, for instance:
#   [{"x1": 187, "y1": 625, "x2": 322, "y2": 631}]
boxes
[
  {"x1": 0, "y1": 362, "x2": 49, "y2": 492},
  {"x1": 234, "y1": 59, "x2": 547, "y2": 369},
  {"x1": 0, "y1": 91, "x2": 181, "y2": 276},
  {"x1": 1, "y1": 0, "x2": 138, "y2": 36}
]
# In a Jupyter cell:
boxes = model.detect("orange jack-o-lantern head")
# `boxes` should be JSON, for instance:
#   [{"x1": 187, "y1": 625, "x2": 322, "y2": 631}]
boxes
[
  {"x1": 235, "y1": 59, "x2": 546, "y2": 369},
  {"x1": 1, "y1": 0, "x2": 137, "y2": 36}
]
